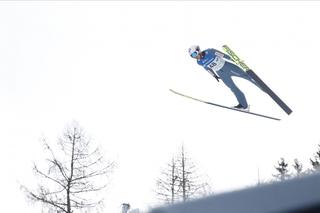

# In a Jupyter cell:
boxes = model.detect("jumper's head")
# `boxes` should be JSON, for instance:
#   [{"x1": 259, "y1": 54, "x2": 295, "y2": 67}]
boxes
[{"x1": 188, "y1": 45, "x2": 200, "y2": 58}]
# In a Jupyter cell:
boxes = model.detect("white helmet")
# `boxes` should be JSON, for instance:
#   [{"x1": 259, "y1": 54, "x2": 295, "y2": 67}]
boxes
[{"x1": 188, "y1": 45, "x2": 200, "y2": 58}]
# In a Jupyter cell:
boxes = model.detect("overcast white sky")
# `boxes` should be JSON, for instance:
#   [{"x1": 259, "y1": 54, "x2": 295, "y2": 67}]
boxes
[{"x1": 1, "y1": 1, "x2": 320, "y2": 212}]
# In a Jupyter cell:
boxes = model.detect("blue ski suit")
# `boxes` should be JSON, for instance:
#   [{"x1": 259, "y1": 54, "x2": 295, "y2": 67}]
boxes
[{"x1": 196, "y1": 48, "x2": 262, "y2": 108}]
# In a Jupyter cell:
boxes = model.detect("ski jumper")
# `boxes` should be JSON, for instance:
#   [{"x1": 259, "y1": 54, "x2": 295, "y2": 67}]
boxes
[{"x1": 196, "y1": 48, "x2": 262, "y2": 108}]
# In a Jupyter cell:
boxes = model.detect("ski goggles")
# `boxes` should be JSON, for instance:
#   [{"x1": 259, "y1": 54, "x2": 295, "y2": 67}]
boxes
[{"x1": 191, "y1": 51, "x2": 199, "y2": 58}]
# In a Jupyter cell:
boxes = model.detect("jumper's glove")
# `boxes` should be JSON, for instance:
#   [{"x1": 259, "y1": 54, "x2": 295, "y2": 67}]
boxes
[
  {"x1": 210, "y1": 69, "x2": 220, "y2": 82},
  {"x1": 214, "y1": 74, "x2": 220, "y2": 82},
  {"x1": 206, "y1": 68, "x2": 220, "y2": 82}
]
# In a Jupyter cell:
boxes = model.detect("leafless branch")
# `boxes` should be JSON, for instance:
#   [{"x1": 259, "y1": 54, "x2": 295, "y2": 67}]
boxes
[{"x1": 21, "y1": 122, "x2": 114, "y2": 213}]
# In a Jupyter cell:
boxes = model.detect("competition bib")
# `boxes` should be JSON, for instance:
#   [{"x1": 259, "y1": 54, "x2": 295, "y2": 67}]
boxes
[{"x1": 206, "y1": 56, "x2": 225, "y2": 71}]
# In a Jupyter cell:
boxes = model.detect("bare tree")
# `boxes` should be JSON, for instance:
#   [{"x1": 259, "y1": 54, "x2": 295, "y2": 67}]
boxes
[
  {"x1": 21, "y1": 122, "x2": 115, "y2": 213},
  {"x1": 292, "y1": 158, "x2": 303, "y2": 177},
  {"x1": 156, "y1": 157, "x2": 180, "y2": 204},
  {"x1": 156, "y1": 145, "x2": 212, "y2": 204},
  {"x1": 310, "y1": 144, "x2": 320, "y2": 172},
  {"x1": 177, "y1": 145, "x2": 211, "y2": 202},
  {"x1": 273, "y1": 158, "x2": 290, "y2": 181}
]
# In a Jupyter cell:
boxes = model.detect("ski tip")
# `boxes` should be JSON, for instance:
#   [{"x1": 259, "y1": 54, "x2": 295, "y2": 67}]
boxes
[{"x1": 169, "y1": 89, "x2": 178, "y2": 94}]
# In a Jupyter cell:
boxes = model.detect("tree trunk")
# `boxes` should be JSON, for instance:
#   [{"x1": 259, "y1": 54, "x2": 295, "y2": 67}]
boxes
[{"x1": 181, "y1": 146, "x2": 186, "y2": 202}]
